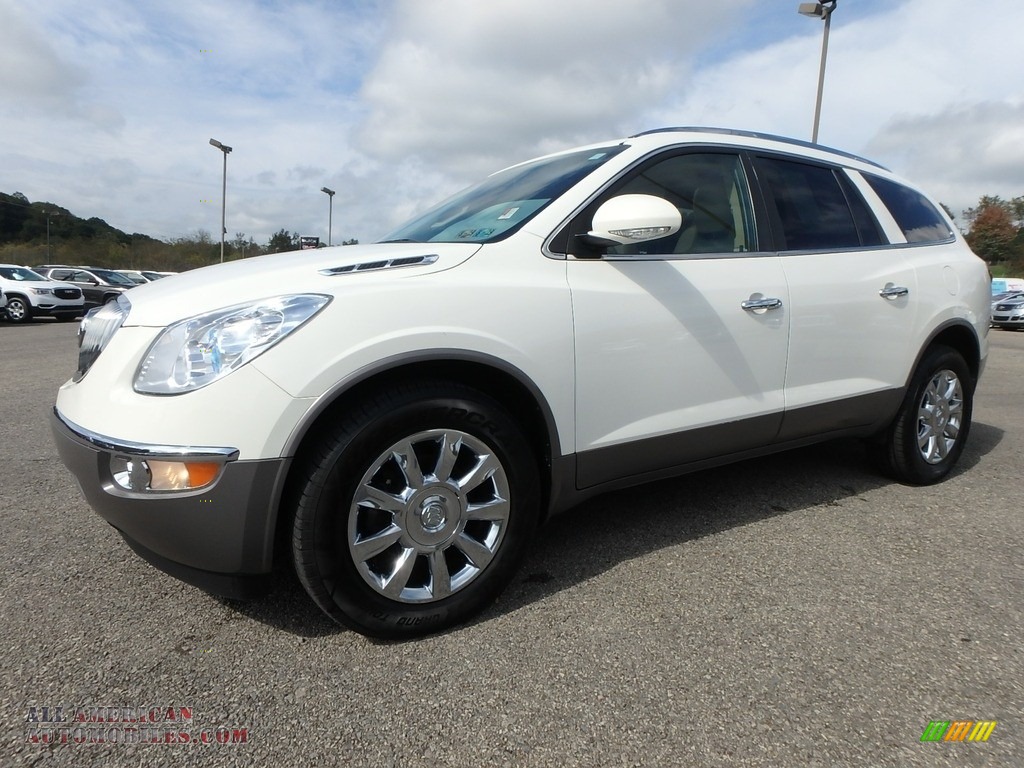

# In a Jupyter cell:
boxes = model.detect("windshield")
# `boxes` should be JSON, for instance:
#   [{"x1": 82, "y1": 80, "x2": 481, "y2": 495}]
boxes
[
  {"x1": 381, "y1": 145, "x2": 627, "y2": 244},
  {"x1": 0, "y1": 266, "x2": 47, "y2": 281}
]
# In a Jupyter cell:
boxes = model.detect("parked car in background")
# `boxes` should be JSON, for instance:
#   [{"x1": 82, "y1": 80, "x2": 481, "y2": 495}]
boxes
[
  {"x1": 991, "y1": 293, "x2": 1024, "y2": 329},
  {"x1": 35, "y1": 266, "x2": 136, "y2": 309},
  {"x1": 116, "y1": 269, "x2": 176, "y2": 283},
  {"x1": 116, "y1": 270, "x2": 151, "y2": 285},
  {"x1": 53, "y1": 127, "x2": 990, "y2": 639},
  {"x1": 0, "y1": 264, "x2": 85, "y2": 323}
]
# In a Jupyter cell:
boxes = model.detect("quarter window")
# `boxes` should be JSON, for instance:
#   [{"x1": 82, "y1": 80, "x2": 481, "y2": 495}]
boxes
[{"x1": 864, "y1": 174, "x2": 953, "y2": 244}]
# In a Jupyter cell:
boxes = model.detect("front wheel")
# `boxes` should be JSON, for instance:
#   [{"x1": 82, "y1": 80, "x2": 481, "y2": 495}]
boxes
[
  {"x1": 291, "y1": 381, "x2": 540, "y2": 638},
  {"x1": 873, "y1": 345, "x2": 974, "y2": 485},
  {"x1": 4, "y1": 296, "x2": 31, "y2": 323}
]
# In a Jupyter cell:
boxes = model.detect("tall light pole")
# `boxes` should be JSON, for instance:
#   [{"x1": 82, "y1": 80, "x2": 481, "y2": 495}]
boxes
[
  {"x1": 321, "y1": 187, "x2": 336, "y2": 246},
  {"x1": 45, "y1": 211, "x2": 62, "y2": 262},
  {"x1": 798, "y1": 0, "x2": 837, "y2": 143},
  {"x1": 209, "y1": 138, "x2": 232, "y2": 262}
]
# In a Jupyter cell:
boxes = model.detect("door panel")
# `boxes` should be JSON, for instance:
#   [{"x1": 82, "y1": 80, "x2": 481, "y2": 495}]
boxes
[{"x1": 570, "y1": 255, "x2": 789, "y2": 487}]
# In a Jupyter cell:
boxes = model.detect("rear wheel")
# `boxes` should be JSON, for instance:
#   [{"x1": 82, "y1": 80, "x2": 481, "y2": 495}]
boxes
[
  {"x1": 291, "y1": 381, "x2": 540, "y2": 638},
  {"x1": 873, "y1": 345, "x2": 974, "y2": 485}
]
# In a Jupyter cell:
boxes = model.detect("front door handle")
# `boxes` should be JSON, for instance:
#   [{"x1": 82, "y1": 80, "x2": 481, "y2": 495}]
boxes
[
  {"x1": 879, "y1": 284, "x2": 910, "y2": 300},
  {"x1": 741, "y1": 297, "x2": 783, "y2": 312}
]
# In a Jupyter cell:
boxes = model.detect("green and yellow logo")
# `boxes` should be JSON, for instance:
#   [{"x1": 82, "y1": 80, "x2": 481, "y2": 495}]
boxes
[{"x1": 920, "y1": 720, "x2": 996, "y2": 742}]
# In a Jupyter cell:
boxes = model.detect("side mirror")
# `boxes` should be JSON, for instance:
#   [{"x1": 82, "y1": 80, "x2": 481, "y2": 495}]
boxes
[{"x1": 584, "y1": 194, "x2": 682, "y2": 248}]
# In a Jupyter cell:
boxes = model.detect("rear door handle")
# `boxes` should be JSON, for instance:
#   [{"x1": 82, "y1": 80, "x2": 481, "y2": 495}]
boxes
[{"x1": 879, "y1": 284, "x2": 909, "y2": 300}]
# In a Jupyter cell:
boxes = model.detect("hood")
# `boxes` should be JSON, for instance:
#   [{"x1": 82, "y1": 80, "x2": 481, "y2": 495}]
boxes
[{"x1": 122, "y1": 242, "x2": 481, "y2": 326}]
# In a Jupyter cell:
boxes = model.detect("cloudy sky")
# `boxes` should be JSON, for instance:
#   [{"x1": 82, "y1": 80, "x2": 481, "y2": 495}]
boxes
[{"x1": 2, "y1": 0, "x2": 1022, "y2": 246}]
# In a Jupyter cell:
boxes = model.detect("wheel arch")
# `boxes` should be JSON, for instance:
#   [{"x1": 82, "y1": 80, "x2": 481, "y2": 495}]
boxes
[
  {"x1": 909, "y1": 319, "x2": 982, "y2": 386},
  {"x1": 272, "y1": 352, "x2": 563, "y2": 560}
]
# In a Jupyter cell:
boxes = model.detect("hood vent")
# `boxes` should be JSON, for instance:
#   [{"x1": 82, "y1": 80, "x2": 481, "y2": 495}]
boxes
[{"x1": 319, "y1": 254, "x2": 438, "y2": 276}]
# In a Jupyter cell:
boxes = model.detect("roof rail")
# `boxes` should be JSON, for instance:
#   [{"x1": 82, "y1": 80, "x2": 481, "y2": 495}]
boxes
[{"x1": 629, "y1": 127, "x2": 887, "y2": 170}]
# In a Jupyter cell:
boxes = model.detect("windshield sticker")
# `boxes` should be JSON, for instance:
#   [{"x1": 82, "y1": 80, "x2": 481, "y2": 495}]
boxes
[
  {"x1": 456, "y1": 228, "x2": 496, "y2": 239},
  {"x1": 497, "y1": 207, "x2": 520, "y2": 220}
]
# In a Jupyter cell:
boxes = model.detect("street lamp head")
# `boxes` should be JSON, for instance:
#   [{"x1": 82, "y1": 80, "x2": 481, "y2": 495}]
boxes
[
  {"x1": 321, "y1": 187, "x2": 335, "y2": 197},
  {"x1": 209, "y1": 138, "x2": 233, "y2": 153},
  {"x1": 798, "y1": 1, "x2": 835, "y2": 17}
]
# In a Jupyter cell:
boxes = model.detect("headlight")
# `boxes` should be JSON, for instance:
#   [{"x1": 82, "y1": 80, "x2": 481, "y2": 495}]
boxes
[
  {"x1": 134, "y1": 294, "x2": 330, "y2": 395},
  {"x1": 31, "y1": 287, "x2": 54, "y2": 295},
  {"x1": 75, "y1": 294, "x2": 131, "y2": 381}
]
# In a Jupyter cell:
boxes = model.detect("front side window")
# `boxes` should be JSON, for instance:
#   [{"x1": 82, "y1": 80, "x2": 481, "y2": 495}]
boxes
[
  {"x1": 864, "y1": 174, "x2": 953, "y2": 244},
  {"x1": 600, "y1": 152, "x2": 757, "y2": 257},
  {"x1": 382, "y1": 145, "x2": 628, "y2": 244},
  {"x1": 756, "y1": 157, "x2": 877, "y2": 250}
]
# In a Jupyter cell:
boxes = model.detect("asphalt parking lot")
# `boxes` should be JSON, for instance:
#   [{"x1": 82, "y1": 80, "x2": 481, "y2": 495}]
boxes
[{"x1": 2, "y1": 319, "x2": 1022, "y2": 767}]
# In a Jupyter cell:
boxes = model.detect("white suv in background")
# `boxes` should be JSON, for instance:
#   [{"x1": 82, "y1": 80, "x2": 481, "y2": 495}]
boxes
[
  {"x1": 0, "y1": 265, "x2": 85, "y2": 323},
  {"x1": 52, "y1": 128, "x2": 990, "y2": 638}
]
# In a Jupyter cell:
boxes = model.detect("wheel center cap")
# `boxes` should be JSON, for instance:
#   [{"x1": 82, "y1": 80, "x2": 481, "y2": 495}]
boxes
[{"x1": 419, "y1": 496, "x2": 448, "y2": 531}]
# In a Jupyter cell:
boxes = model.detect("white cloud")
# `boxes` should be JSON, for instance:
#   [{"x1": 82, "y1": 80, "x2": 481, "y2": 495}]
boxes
[
  {"x1": 356, "y1": 0, "x2": 755, "y2": 175},
  {"x1": 0, "y1": 0, "x2": 87, "y2": 109}
]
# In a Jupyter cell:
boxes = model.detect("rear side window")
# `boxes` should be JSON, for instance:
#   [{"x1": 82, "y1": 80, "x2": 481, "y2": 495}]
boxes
[
  {"x1": 756, "y1": 157, "x2": 881, "y2": 251},
  {"x1": 864, "y1": 174, "x2": 953, "y2": 244}
]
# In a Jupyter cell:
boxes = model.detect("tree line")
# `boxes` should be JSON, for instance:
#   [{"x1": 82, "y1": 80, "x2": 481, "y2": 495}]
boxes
[{"x1": 0, "y1": 192, "x2": 357, "y2": 273}]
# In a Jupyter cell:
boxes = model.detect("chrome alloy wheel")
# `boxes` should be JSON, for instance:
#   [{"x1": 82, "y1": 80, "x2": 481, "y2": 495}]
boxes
[
  {"x1": 916, "y1": 368, "x2": 964, "y2": 464},
  {"x1": 348, "y1": 429, "x2": 511, "y2": 603}
]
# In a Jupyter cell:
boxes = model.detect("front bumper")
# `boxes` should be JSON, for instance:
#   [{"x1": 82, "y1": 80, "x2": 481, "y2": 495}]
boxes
[
  {"x1": 52, "y1": 409, "x2": 291, "y2": 599},
  {"x1": 34, "y1": 301, "x2": 85, "y2": 317},
  {"x1": 992, "y1": 312, "x2": 1024, "y2": 328}
]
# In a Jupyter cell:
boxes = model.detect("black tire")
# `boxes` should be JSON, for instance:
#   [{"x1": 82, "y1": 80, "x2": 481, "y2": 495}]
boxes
[
  {"x1": 873, "y1": 345, "x2": 974, "y2": 485},
  {"x1": 291, "y1": 380, "x2": 540, "y2": 639},
  {"x1": 5, "y1": 295, "x2": 31, "y2": 323}
]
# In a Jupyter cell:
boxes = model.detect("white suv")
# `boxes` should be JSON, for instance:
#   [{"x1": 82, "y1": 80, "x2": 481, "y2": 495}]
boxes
[
  {"x1": 0, "y1": 265, "x2": 85, "y2": 323},
  {"x1": 52, "y1": 128, "x2": 990, "y2": 638}
]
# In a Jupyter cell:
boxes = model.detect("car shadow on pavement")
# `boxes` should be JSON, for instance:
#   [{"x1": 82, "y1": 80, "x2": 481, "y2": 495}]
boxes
[{"x1": 224, "y1": 424, "x2": 1003, "y2": 640}]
